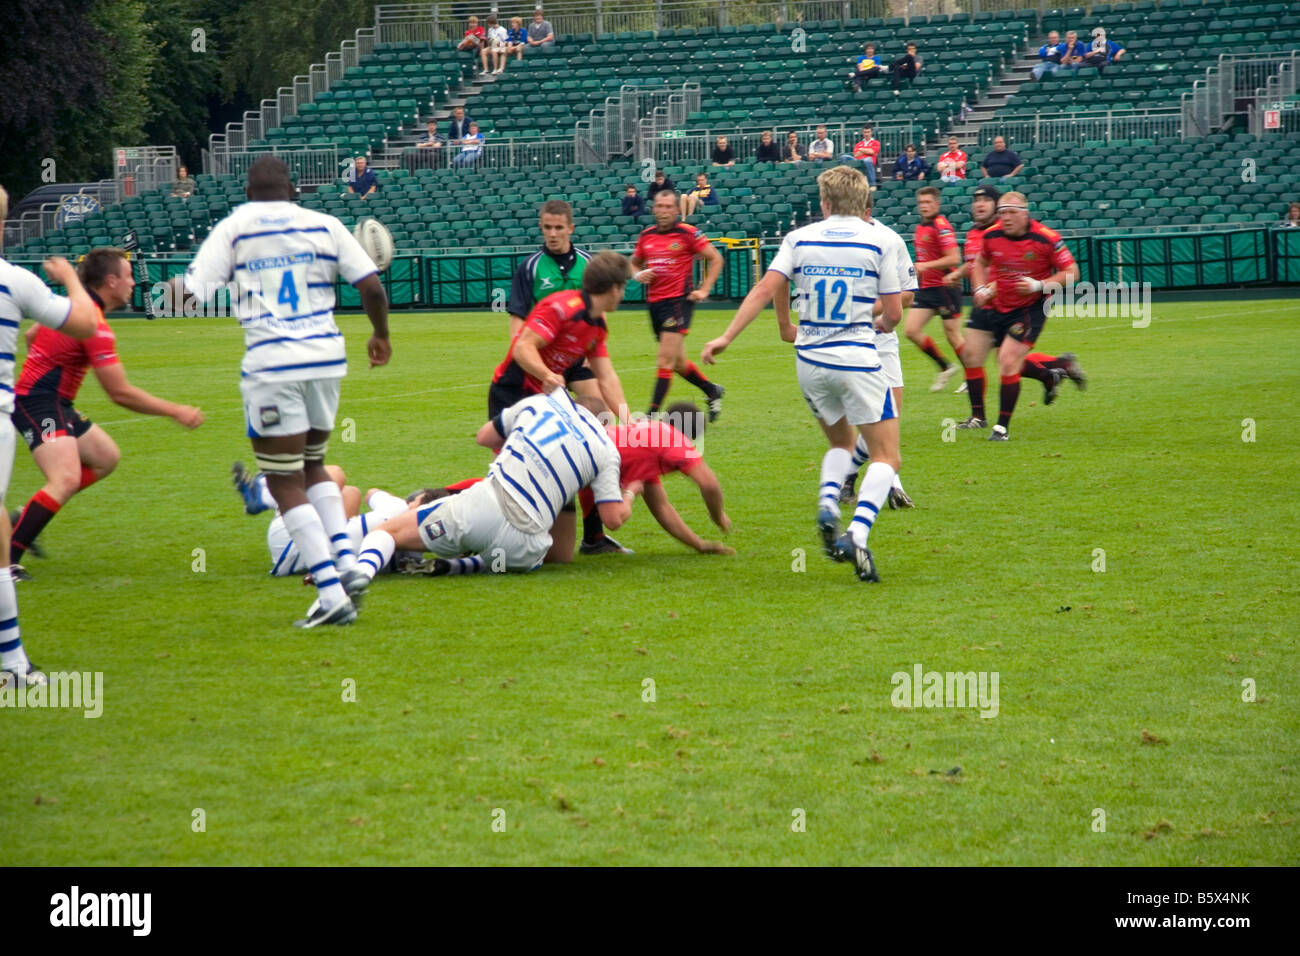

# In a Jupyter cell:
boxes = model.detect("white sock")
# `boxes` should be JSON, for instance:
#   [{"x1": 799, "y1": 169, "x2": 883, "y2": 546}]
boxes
[
  {"x1": 0, "y1": 568, "x2": 29, "y2": 674},
  {"x1": 851, "y1": 435, "x2": 871, "y2": 469},
  {"x1": 892, "y1": 473, "x2": 906, "y2": 494},
  {"x1": 307, "y1": 480, "x2": 357, "y2": 573},
  {"x1": 357, "y1": 529, "x2": 396, "y2": 581},
  {"x1": 366, "y1": 490, "x2": 410, "y2": 521},
  {"x1": 819, "y1": 447, "x2": 854, "y2": 512},
  {"x1": 281, "y1": 504, "x2": 348, "y2": 610},
  {"x1": 851, "y1": 461, "x2": 896, "y2": 547},
  {"x1": 256, "y1": 475, "x2": 277, "y2": 512}
]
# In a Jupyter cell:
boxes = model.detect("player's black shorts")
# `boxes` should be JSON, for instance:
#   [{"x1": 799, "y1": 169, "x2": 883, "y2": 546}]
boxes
[
  {"x1": 487, "y1": 382, "x2": 528, "y2": 419},
  {"x1": 649, "y1": 296, "x2": 695, "y2": 338},
  {"x1": 965, "y1": 301, "x2": 1047, "y2": 346},
  {"x1": 913, "y1": 286, "x2": 962, "y2": 319},
  {"x1": 13, "y1": 393, "x2": 92, "y2": 451}
]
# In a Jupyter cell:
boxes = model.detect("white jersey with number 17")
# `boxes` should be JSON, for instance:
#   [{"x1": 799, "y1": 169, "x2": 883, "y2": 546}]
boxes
[{"x1": 767, "y1": 214, "x2": 911, "y2": 371}]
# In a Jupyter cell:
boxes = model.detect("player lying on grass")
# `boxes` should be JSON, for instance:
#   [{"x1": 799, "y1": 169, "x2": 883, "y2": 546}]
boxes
[
  {"x1": 9, "y1": 248, "x2": 204, "y2": 577},
  {"x1": 575, "y1": 401, "x2": 734, "y2": 558},
  {"x1": 350, "y1": 390, "x2": 632, "y2": 583}
]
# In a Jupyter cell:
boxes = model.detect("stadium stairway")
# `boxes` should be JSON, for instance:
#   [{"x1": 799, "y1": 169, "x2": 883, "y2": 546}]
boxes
[{"x1": 945, "y1": 57, "x2": 1038, "y2": 151}]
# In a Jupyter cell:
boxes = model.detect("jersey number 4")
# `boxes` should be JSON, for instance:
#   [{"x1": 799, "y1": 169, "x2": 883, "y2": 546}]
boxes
[
  {"x1": 811, "y1": 278, "x2": 849, "y2": 322},
  {"x1": 259, "y1": 264, "x2": 310, "y2": 319}
]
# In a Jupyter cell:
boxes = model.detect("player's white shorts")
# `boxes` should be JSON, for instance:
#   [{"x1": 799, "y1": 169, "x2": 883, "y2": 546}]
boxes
[
  {"x1": 878, "y1": 349, "x2": 903, "y2": 390},
  {"x1": 415, "y1": 478, "x2": 550, "y2": 572},
  {"x1": 797, "y1": 358, "x2": 897, "y2": 427},
  {"x1": 241, "y1": 377, "x2": 341, "y2": 438},
  {"x1": 0, "y1": 416, "x2": 14, "y2": 504}
]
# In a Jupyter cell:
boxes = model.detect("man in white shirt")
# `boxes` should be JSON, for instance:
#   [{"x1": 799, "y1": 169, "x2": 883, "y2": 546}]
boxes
[{"x1": 808, "y1": 125, "x2": 835, "y2": 162}]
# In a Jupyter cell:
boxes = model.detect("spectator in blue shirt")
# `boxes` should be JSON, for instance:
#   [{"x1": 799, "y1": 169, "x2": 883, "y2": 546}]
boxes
[
  {"x1": 1032, "y1": 31, "x2": 1066, "y2": 81},
  {"x1": 348, "y1": 155, "x2": 378, "y2": 199},
  {"x1": 980, "y1": 137, "x2": 1024, "y2": 179},
  {"x1": 849, "y1": 42, "x2": 884, "y2": 92},
  {"x1": 1082, "y1": 28, "x2": 1125, "y2": 74},
  {"x1": 893, "y1": 144, "x2": 929, "y2": 181},
  {"x1": 505, "y1": 16, "x2": 527, "y2": 62},
  {"x1": 452, "y1": 122, "x2": 485, "y2": 167},
  {"x1": 622, "y1": 185, "x2": 646, "y2": 217},
  {"x1": 1060, "y1": 31, "x2": 1088, "y2": 70}
]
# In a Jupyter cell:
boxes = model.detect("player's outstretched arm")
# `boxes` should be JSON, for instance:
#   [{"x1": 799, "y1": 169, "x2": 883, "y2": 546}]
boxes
[
  {"x1": 41, "y1": 257, "x2": 98, "y2": 340},
  {"x1": 684, "y1": 461, "x2": 730, "y2": 532},
  {"x1": 93, "y1": 363, "x2": 203, "y2": 428},
  {"x1": 701, "y1": 269, "x2": 786, "y2": 363},
  {"x1": 642, "y1": 481, "x2": 732, "y2": 554},
  {"x1": 356, "y1": 274, "x2": 391, "y2": 367}
]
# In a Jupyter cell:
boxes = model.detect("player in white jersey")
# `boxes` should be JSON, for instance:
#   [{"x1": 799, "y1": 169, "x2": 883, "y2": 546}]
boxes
[
  {"x1": 702, "y1": 165, "x2": 909, "y2": 581},
  {"x1": 351, "y1": 390, "x2": 634, "y2": 581},
  {"x1": 178, "y1": 157, "x2": 391, "y2": 628},
  {"x1": 0, "y1": 184, "x2": 101, "y2": 686}
]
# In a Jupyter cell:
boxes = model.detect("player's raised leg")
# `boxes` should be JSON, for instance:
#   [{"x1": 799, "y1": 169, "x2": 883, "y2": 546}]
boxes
[{"x1": 9, "y1": 434, "x2": 82, "y2": 567}]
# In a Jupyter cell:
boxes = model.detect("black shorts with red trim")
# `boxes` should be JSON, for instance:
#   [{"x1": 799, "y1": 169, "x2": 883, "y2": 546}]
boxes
[
  {"x1": 13, "y1": 393, "x2": 92, "y2": 451},
  {"x1": 649, "y1": 296, "x2": 695, "y2": 338},
  {"x1": 965, "y1": 301, "x2": 1047, "y2": 347},
  {"x1": 913, "y1": 286, "x2": 962, "y2": 319}
]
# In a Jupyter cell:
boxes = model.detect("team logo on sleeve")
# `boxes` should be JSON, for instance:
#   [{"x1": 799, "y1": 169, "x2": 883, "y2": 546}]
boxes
[
  {"x1": 423, "y1": 519, "x2": 447, "y2": 541},
  {"x1": 259, "y1": 405, "x2": 281, "y2": 427}
]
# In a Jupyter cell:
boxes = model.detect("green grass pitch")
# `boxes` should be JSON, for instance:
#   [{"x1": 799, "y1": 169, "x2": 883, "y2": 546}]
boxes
[{"x1": 2, "y1": 298, "x2": 1297, "y2": 865}]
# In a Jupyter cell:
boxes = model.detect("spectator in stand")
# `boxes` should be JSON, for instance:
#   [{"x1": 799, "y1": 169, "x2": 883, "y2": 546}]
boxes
[
  {"x1": 1082, "y1": 27, "x2": 1125, "y2": 74},
  {"x1": 936, "y1": 135, "x2": 968, "y2": 183},
  {"x1": 527, "y1": 9, "x2": 556, "y2": 49},
  {"x1": 711, "y1": 136, "x2": 736, "y2": 168},
  {"x1": 1060, "y1": 31, "x2": 1088, "y2": 70},
  {"x1": 781, "y1": 131, "x2": 804, "y2": 163},
  {"x1": 755, "y1": 130, "x2": 782, "y2": 163},
  {"x1": 850, "y1": 42, "x2": 884, "y2": 92},
  {"x1": 448, "y1": 106, "x2": 474, "y2": 142},
  {"x1": 486, "y1": 15, "x2": 509, "y2": 74},
  {"x1": 893, "y1": 143, "x2": 929, "y2": 181},
  {"x1": 680, "y1": 173, "x2": 720, "y2": 218},
  {"x1": 647, "y1": 168, "x2": 676, "y2": 201},
  {"x1": 889, "y1": 41, "x2": 922, "y2": 95},
  {"x1": 851, "y1": 124, "x2": 881, "y2": 187},
  {"x1": 409, "y1": 120, "x2": 446, "y2": 171},
  {"x1": 171, "y1": 165, "x2": 196, "y2": 199},
  {"x1": 505, "y1": 17, "x2": 528, "y2": 61},
  {"x1": 622, "y1": 185, "x2": 646, "y2": 218},
  {"x1": 452, "y1": 122, "x2": 485, "y2": 167},
  {"x1": 456, "y1": 15, "x2": 489, "y2": 74},
  {"x1": 808, "y1": 125, "x2": 835, "y2": 162},
  {"x1": 980, "y1": 136, "x2": 1024, "y2": 179},
  {"x1": 348, "y1": 155, "x2": 378, "y2": 198},
  {"x1": 1032, "y1": 31, "x2": 1066, "y2": 81},
  {"x1": 1280, "y1": 202, "x2": 1300, "y2": 227}
]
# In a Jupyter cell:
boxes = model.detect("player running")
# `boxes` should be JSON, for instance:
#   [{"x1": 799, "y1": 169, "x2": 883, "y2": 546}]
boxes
[
  {"x1": 0, "y1": 184, "x2": 100, "y2": 687},
  {"x1": 967, "y1": 191, "x2": 1080, "y2": 440},
  {"x1": 904, "y1": 186, "x2": 964, "y2": 392},
  {"x1": 351, "y1": 390, "x2": 632, "y2": 581},
  {"x1": 702, "y1": 165, "x2": 911, "y2": 581},
  {"x1": 179, "y1": 156, "x2": 391, "y2": 627},
  {"x1": 631, "y1": 188, "x2": 726, "y2": 419},
  {"x1": 9, "y1": 248, "x2": 204, "y2": 574},
  {"x1": 945, "y1": 186, "x2": 1087, "y2": 426}
]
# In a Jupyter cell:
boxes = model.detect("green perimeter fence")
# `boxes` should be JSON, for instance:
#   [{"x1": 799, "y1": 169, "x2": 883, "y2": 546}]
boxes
[{"x1": 11, "y1": 228, "x2": 1300, "y2": 314}]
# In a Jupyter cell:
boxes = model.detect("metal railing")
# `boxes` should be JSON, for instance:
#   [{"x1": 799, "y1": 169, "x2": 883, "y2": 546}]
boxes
[
  {"x1": 397, "y1": 137, "x2": 580, "y2": 171},
  {"x1": 637, "y1": 120, "x2": 917, "y2": 167},
  {"x1": 208, "y1": 145, "x2": 343, "y2": 187},
  {"x1": 1246, "y1": 53, "x2": 1300, "y2": 138},
  {"x1": 577, "y1": 83, "x2": 701, "y2": 162},
  {"x1": 1182, "y1": 51, "x2": 1300, "y2": 138},
  {"x1": 983, "y1": 108, "x2": 1183, "y2": 147}
]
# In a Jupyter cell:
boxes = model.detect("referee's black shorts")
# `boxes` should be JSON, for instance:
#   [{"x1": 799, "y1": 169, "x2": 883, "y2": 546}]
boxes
[
  {"x1": 648, "y1": 296, "x2": 695, "y2": 338},
  {"x1": 913, "y1": 286, "x2": 962, "y2": 319},
  {"x1": 965, "y1": 300, "x2": 1047, "y2": 347}
]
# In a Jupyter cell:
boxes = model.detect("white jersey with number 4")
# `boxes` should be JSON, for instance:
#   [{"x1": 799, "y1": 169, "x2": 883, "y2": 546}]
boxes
[
  {"x1": 767, "y1": 215, "x2": 911, "y2": 370},
  {"x1": 491, "y1": 390, "x2": 622, "y2": 535},
  {"x1": 183, "y1": 200, "x2": 378, "y2": 383},
  {"x1": 0, "y1": 258, "x2": 73, "y2": 415}
]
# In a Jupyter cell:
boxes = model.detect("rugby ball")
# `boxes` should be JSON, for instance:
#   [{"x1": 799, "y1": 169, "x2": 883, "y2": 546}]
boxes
[{"x1": 353, "y1": 217, "x2": 394, "y2": 272}]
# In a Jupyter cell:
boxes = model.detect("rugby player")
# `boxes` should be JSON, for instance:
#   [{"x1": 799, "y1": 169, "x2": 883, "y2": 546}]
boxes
[
  {"x1": 179, "y1": 156, "x2": 391, "y2": 627},
  {"x1": 967, "y1": 192, "x2": 1080, "y2": 440},
  {"x1": 9, "y1": 248, "x2": 204, "y2": 573},
  {"x1": 903, "y1": 186, "x2": 964, "y2": 392},
  {"x1": 944, "y1": 185, "x2": 1087, "y2": 425},
  {"x1": 0, "y1": 181, "x2": 101, "y2": 686},
  {"x1": 702, "y1": 165, "x2": 911, "y2": 582},
  {"x1": 631, "y1": 189, "x2": 726, "y2": 419}
]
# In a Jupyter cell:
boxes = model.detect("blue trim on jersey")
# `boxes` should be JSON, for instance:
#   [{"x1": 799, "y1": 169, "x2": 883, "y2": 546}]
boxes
[
  {"x1": 0, "y1": 383, "x2": 12, "y2": 393},
  {"x1": 245, "y1": 332, "x2": 342, "y2": 352},
  {"x1": 0, "y1": 318, "x2": 18, "y2": 329},
  {"x1": 271, "y1": 542, "x2": 295, "y2": 576},
  {"x1": 415, "y1": 500, "x2": 444, "y2": 525},
  {"x1": 799, "y1": 320, "x2": 876, "y2": 328},
  {"x1": 882, "y1": 386, "x2": 896, "y2": 420},
  {"x1": 528, "y1": 472, "x2": 557, "y2": 520},
  {"x1": 245, "y1": 306, "x2": 335, "y2": 324},
  {"x1": 241, "y1": 358, "x2": 346, "y2": 376},
  {"x1": 520, "y1": 434, "x2": 568, "y2": 497},
  {"x1": 559, "y1": 445, "x2": 584, "y2": 487},
  {"x1": 498, "y1": 466, "x2": 540, "y2": 513},
  {"x1": 795, "y1": 240, "x2": 883, "y2": 253},
  {"x1": 795, "y1": 353, "x2": 883, "y2": 372},
  {"x1": 0, "y1": 352, "x2": 14, "y2": 362},
  {"x1": 307, "y1": 283, "x2": 334, "y2": 289},
  {"x1": 0, "y1": 285, "x2": 9, "y2": 295},
  {"x1": 349, "y1": 270, "x2": 378, "y2": 287},
  {"x1": 850, "y1": 294, "x2": 878, "y2": 302},
  {"x1": 232, "y1": 226, "x2": 330, "y2": 245},
  {"x1": 796, "y1": 341, "x2": 877, "y2": 351}
]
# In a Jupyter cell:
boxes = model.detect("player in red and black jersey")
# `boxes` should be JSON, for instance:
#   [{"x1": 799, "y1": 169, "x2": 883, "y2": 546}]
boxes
[
  {"x1": 631, "y1": 188, "x2": 726, "y2": 419},
  {"x1": 967, "y1": 192, "x2": 1081, "y2": 440},
  {"x1": 945, "y1": 186, "x2": 1087, "y2": 429},
  {"x1": 9, "y1": 248, "x2": 204, "y2": 572},
  {"x1": 905, "y1": 186, "x2": 964, "y2": 392}
]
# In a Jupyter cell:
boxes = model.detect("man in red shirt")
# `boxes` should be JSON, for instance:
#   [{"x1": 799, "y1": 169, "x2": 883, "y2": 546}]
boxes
[
  {"x1": 631, "y1": 188, "x2": 725, "y2": 419},
  {"x1": 969, "y1": 192, "x2": 1081, "y2": 440},
  {"x1": 945, "y1": 186, "x2": 1087, "y2": 429},
  {"x1": 10, "y1": 247, "x2": 204, "y2": 571},
  {"x1": 456, "y1": 15, "x2": 490, "y2": 74},
  {"x1": 936, "y1": 135, "x2": 968, "y2": 183},
  {"x1": 577, "y1": 402, "x2": 733, "y2": 557},
  {"x1": 904, "y1": 186, "x2": 964, "y2": 392},
  {"x1": 851, "y1": 124, "x2": 881, "y2": 187}
]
